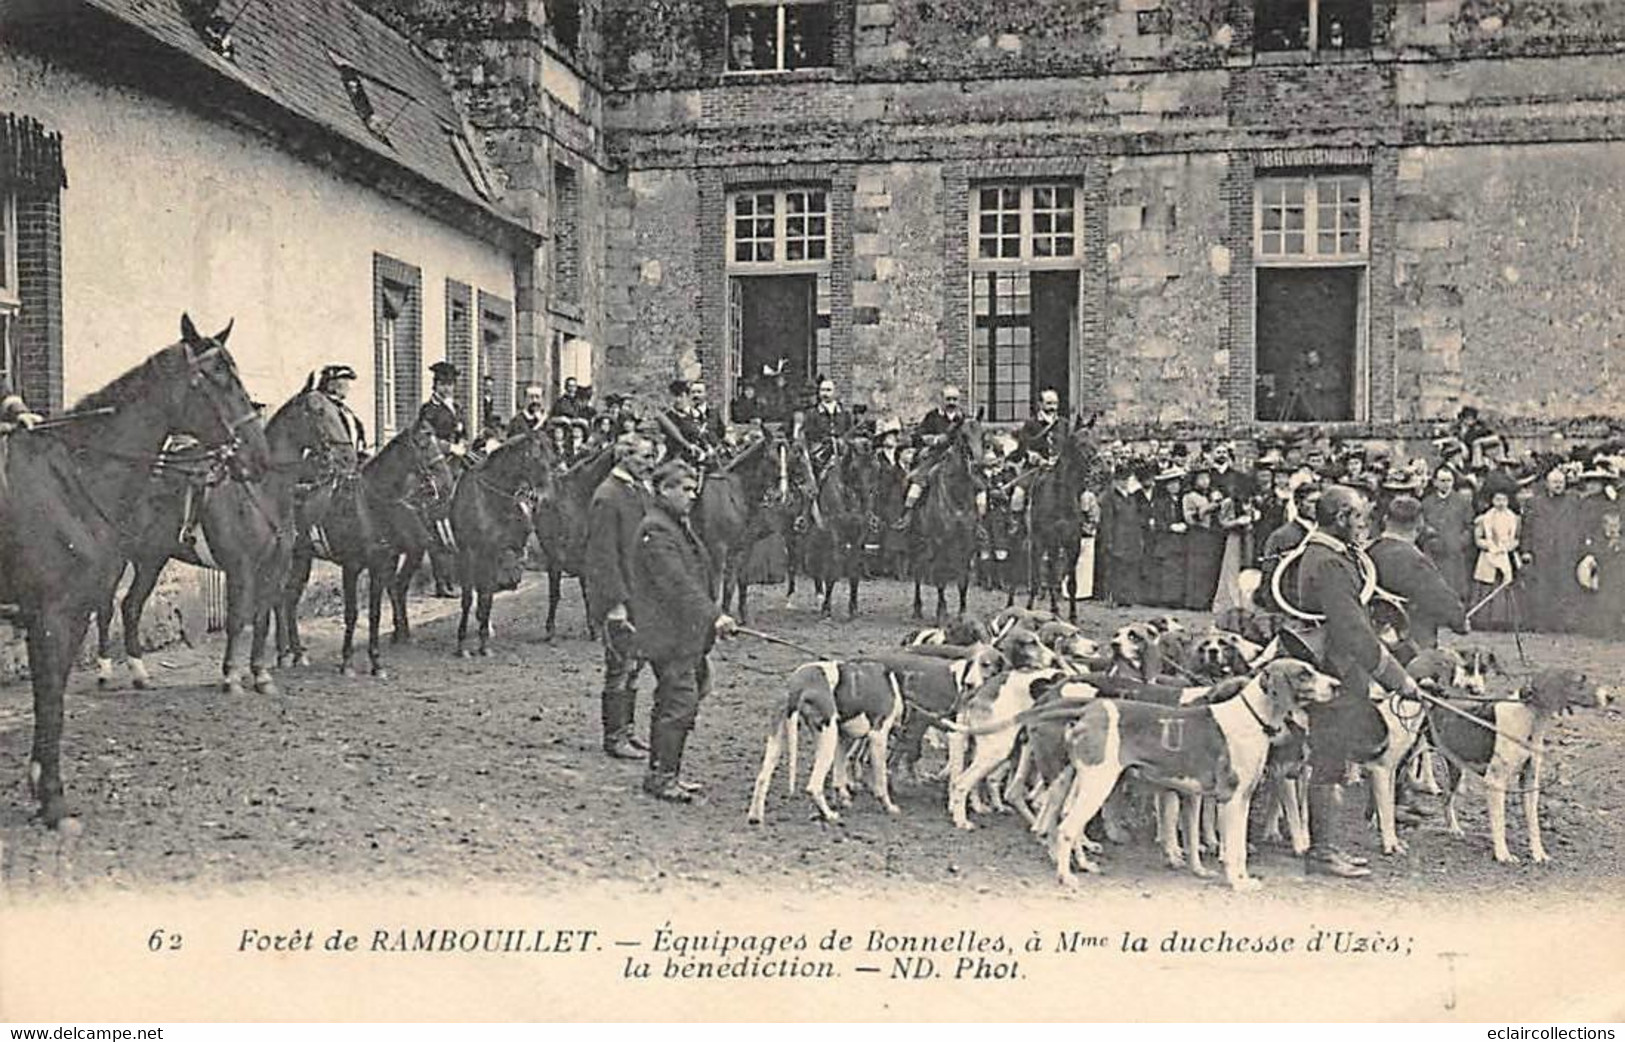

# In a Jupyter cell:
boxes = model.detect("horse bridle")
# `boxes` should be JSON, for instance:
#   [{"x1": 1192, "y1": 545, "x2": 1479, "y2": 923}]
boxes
[{"x1": 181, "y1": 338, "x2": 261, "y2": 457}]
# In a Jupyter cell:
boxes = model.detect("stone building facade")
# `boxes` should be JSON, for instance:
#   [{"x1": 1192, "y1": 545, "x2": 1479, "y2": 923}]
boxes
[{"x1": 157, "y1": 0, "x2": 1625, "y2": 436}]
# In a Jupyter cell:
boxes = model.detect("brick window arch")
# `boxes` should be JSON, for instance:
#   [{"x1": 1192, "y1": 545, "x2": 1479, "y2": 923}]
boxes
[{"x1": 0, "y1": 114, "x2": 67, "y2": 414}]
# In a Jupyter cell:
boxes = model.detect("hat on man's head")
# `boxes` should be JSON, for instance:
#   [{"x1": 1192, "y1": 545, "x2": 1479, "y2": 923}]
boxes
[
  {"x1": 668, "y1": 379, "x2": 690, "y2": 397},
  {"x1": 320, "y1": 363, "x2": 358, "y2": 384},
  {"x1": 429, "y1": 361, "x2": 459, "y2": 382},
  {"x1": 603, "y1": 393, "x2": 626, "y2": 408},
  {"x1": 575, "y1": 384, "x2": 594, "y2": 400}
]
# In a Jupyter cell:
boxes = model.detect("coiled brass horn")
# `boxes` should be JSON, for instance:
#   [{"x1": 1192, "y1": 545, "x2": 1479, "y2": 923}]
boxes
[{"x1": 1271, "y1": 531, "x2": 1409, "y2": 626}]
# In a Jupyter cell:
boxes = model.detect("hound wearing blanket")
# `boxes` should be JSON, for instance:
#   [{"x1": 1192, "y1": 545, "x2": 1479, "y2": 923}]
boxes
[
  {"x1": 1033, "y1": 659, "x2": 1340, "y2": 889},
  {"x1": 1431, "y1": 668, "x2": 1608, "y2": 864},
  {"x1": 747, "y1": 660, "x2": 904, "y2": 824}
]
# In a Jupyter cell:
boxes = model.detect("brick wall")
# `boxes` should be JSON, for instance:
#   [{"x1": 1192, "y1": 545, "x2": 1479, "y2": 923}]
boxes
[
  {"x1": 446, "y1": 278, "x2": 473, "y2": 421},
  {"x1": 15, "y1": 190, "x2": 63, "y2": 413}
]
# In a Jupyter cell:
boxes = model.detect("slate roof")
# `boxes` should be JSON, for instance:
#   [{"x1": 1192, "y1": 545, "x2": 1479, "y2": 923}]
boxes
[{"x1": 72, "y1": 0, "x2": 531, "y2": 240}]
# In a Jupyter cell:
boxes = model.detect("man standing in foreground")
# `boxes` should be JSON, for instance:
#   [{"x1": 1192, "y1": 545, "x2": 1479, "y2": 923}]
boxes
[
  {"x1": 585, "y1": 433, "x2": 658, "y2": 761},
  {"x1": 1293, "y1": 484, "x2": 1425, "y2": 878},
  {"x1": 630, "y1": 460, "x2": 737, "y2": 801}
]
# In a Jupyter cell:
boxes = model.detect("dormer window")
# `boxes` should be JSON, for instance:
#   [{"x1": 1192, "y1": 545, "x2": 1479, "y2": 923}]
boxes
[
  {"x1": 339, "y1": 67, "x2": 385, "y2": 140},
  {"x1": 180, "y1": 0, "x2": 242, "y2": 59},
  {"x1": 727, "y1": 1, "x2": 833, "y2": 74},
  {"x1": 1255, "y1": 0, "x2": 1371, "y2": 53},
  {"x1": 446, "y1": 124, "x2": 495, "y2": 201},
  {"x1": 329, "y1": 54, "x2": 419, "y2": 148}
]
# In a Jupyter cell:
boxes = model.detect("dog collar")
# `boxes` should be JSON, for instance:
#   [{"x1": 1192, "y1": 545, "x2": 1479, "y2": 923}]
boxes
[{"x1": 1239, "y1": 679, "x2": 1281, "y2": 738}]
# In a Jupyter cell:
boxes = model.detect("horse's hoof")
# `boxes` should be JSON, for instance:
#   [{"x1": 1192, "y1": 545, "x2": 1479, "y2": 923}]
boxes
[
  {"x1": 372, "y1": 666, "x2": 390, "y2": 680},
  {"x1": 221, "y1": 679, "x2": 245, "y2": 696},
  {"x1": 254, "y1": 677, "x2": 279, "y2": 696},
  {"x1": 391, "y1": 631, "x2": 410, "y2": 646},
  {"x1": 131, "y1": 676, "x2": 154, "y2": 691},
  {"x1": 295, "y1": 653, "x2": 311, "y2": 668},
  {"x1": 339, "y1": 665, "x2": 357, "y2": 679},
  {"x1": 456, "y1": 648, "x2": 471, "y2": 659}
]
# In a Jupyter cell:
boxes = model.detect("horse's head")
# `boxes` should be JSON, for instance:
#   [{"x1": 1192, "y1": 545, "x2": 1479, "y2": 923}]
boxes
[
  {"x1": 268, "y1": 384, "x2": 353, "y2": 478},
  {"x1": 169, "y1": 313, "x2": 272, "y2": 474},
  {"x1": 399, "y1": 420, "x2": 457, "y2": 504}
]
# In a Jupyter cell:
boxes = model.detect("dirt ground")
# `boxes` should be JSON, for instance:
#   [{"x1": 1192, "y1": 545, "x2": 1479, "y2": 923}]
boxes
[{"x1": 2, "y1": 568, "x2": 1622, "y2": 902}]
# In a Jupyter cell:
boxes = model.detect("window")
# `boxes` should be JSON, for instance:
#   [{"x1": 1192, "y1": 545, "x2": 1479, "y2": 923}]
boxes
[
  {"x1": 553, "y1": 163, "x2": 581, "y2": 305},
  {"x1": 0, "y1": 191, "x2": 17, "y2": 309},
  {"x1": 728, "y1": 187, "x2": 829, "y2": 266},
  {"x1": 1254, "y1": 0, "x2": 1371, "y2": 53},
  {"x1": 448, "y1": 128, "x2": 494, "y2": 201},
  {"x1": 446, "y1": 280, "x2": 473, "y2": 426},
  {"x1": 726, "y1": 186, "x2": 833, "y2": 400},
  {"x1": 1253, "y1": 172, "x2": 1370, "y2": 423},
  {"x1": 975, "y1": 184, "x2": 1079, "y2": 264},
  {"x1": 478, "y1": 291, "x2": 514, "y2": 427},
  {"x1": 1, "y1": 191, "x2": 16, "y2": 399},
  {"x1": 546, "y1": 0, "x2": 581, "y2": 53},
  {"x1": 969, "y1": 183, "x2": 1082, "y2": 421},
  {"x1": 554, "y1": 331, "x2": 592, "y2": 397},
  {"x1": 373, "y1": 254, "x2": 421, "y2": 442},
  {"x1": 1255, "y1": 174, "x2": 1367, "y2": 261},
  {"x1": 727, "y1": 1, "x2": 833, "y2": 73}
]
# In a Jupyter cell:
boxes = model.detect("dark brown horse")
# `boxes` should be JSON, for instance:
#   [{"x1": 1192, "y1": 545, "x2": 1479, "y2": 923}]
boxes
[
  {"x1": 92, "y1": 393, "x2": 350, "y2": 696},
  {"x1": 530, "y1": 445, "x2": 616, "y2": 638},
  {"x1": 695, "y1": 432, "x2": 791, "y2": 624},
  {"x1": 452, "y1": 430, "x2": 556, "y2": 656},
  {"x1": 0, "y1": 315, "x2": 269, "y2": 828},
  {"x1": 802, "y1": 434, "x2": 877, "y2": 619},
  {"x1": 911, "y1": 420, "x2": 983, "y2": 621},
  {"x1": 275, "y1": 421, "x2": 455, "y2": 678},
  {"x1": 1024, "y1": 424, "x2": 1099, "y2": 622}
]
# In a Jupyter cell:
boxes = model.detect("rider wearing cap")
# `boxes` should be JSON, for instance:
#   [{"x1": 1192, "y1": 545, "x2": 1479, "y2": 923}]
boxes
[
  {"x1": 1016, "y1": 389, "x2": 1068, "y2": 464},
  {"x1": 801, "y1": 378, "x2": 852, "y2": 471},
  {"x1": 418, "y1": 361, "x2": 467, "y2": 452},
  {"x1": 656, "y1": 379, "x2": 712, "y2": 468}
]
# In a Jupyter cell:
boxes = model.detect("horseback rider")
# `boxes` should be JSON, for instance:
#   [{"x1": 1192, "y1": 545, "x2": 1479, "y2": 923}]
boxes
[
  {"x1": 295, "y1": 364, "x2": 368, "y2": 556},
  {"x1": 656, "y1": 379, "x2": 715, "y2": 469},
  {"x1": 892, "y1": 384, "x2": 968, "y2": 530},
  {"x1": 0, "y1": 377, "x2": 41, "y2": 497},
  {"x1": 508, "y1": 384, "x2": 548, "y2": 438},
  {"x1": 800, "y1": 378, "x2": 852, "y2": 471},
  {"x1": 1016, "y1": 389, "x2": 1068, "y2": 464},
  {"x1": 418, "y1": 361, "x2": 467, "y2": 453}
]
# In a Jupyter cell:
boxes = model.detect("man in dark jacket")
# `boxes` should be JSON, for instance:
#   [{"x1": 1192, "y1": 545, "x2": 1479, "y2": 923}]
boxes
[
  {"x1": 418, "y1": 361, "x2": 466, "y2": 446},
  {"x1": 1369, "y1": 494, "x2": 1468, "y2": 658},
  {"x1": 630, "y1": 460, "x2": 737, "y2": 801},
  {"x1": 585, "y1": 433, "x2": 659, "y2": 760},
  {"x1": 1292, "y1": 485, "x2": 1424, "y2": 878},
  {"x1": 1095, "y1": 465, "x2": 1145, "y2": 606}
]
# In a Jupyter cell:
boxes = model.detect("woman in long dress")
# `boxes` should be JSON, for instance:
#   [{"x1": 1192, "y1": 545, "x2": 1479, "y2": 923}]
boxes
[
  {"x1": 1473, "y1": 486, "x2": 1521, "y2": 632},
  {"x1": 1182, "y1": 468, "x2": 1224, "y2": 611},
  {"x1": 1211, "y1": 484, "x2": 1260, "y2": 615}
]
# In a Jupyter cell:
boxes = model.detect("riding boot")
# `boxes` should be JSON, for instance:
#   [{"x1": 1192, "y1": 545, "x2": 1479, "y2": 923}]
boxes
[
  {"x1": 602, "y1": 687, "x2": 640, "y2": 760},
  {"x1": 643, "y1": 723, "x2": 694, "y2": 803},
  {"x1": 1306, "y1": 784, "x2": 1370, "y2": 878}
]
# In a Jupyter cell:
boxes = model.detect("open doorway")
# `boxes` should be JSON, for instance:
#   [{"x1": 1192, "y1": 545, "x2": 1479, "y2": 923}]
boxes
[
  {"x1": 731, "y1": 272, "x2": 816, "y2": 394},
  {"x1": 1254, "y1": 266, "x2": 1362, "y2": 423}
]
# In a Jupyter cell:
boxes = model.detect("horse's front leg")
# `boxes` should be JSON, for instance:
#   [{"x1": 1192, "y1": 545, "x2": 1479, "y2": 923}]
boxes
[
  {"x1": 219, "y1": 565, "x2": 251, "y2": 695},
  {"x1": 847, "y1": 564, "x2": 859, "y2": 619},
  {"x1": 339, "y1": 563, "x2": 361, "y2": 677},
  {"x1": 579, "y1": 574, "x2": 596, "y2": 640},
  {"x1": 545, "y1": 566, "x2": 561, "y2": 639},
  {"x1": 120, "y1": 557, "x2": 164, "y2": 689},
  {"x1": 368, "y1": 559, "x2": 389, "y2": 679},
  {"x1": 957, "y1": 574, "x2": 969, "y2": 616},
  {"x1": 391, "y1": 547, "x2": 423, "y2": 644},
  {"x1": 28, "y1": 603, "x2": 92, "y2": 830},
  {"x1": 477, "y1": 586, "x2": 495, "y2": 656},
  {"x1": 456, "y1": 559, "x2": 475, "y2": 658},
  {"x1": 278, "y1": 551, "x2": 314, "y2": 667},
  {"x1": 912, "y1": 574, "x2": 924, "y2": 619}
]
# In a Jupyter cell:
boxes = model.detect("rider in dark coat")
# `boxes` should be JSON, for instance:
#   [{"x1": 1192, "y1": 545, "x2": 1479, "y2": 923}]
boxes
[
  {"x1": 1016, "y1": 389, "x2": 1068, "y2": 462},
  {"x1": 1291, "y1": 485, "x2": 1424, "y2": 879},
  {"x1": 418, "y1": 361, "x2": 466, "y2": 446},
  {"x1": 586, "y1": 433, "x2": 656, "y2": 760},
  {"x1": 655, "y1": 380, "x2": 712, "y2": 468},
  {"x1": 629, "y1": 461, "x2": 736, "y2": 802},
  {"x1": 893, "y1": 385, "x2": 967, "y2": 529}
]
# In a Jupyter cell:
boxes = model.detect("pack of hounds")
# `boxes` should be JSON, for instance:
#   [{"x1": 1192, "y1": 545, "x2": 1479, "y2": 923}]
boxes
[{"x1": 745, "y1": 609, "x2": 1612, "y2": 892}]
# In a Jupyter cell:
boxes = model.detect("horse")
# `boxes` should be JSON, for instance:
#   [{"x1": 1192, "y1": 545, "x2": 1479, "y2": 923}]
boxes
[
  {"x1": 695, "y1": 431, "x2": 791, "y2": 623},
  {"x1": 91, "y1": 390, "x2": 351, "y2": 697},
  {"x1": 0, "y1": 314, "x2": 269, "y2": 828},
  {"x1": 530, "y1": 445, "x2": 616, "y2": 639},
  {"x1": 910, "y1": 420, "x2": 983, "y2": 621},
  {"x1": 802, "y1": 434, "x2": 877, "y2": 619},
  {"x1": 452, "y1": 430, "x2": 557, "y2": 656},
  {"x1": 1024, "y1": 424, "x2": 1100, "y2": 622},
  {"x1": 275, "y1": 420, "x2": 455, "y2": 678}
]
